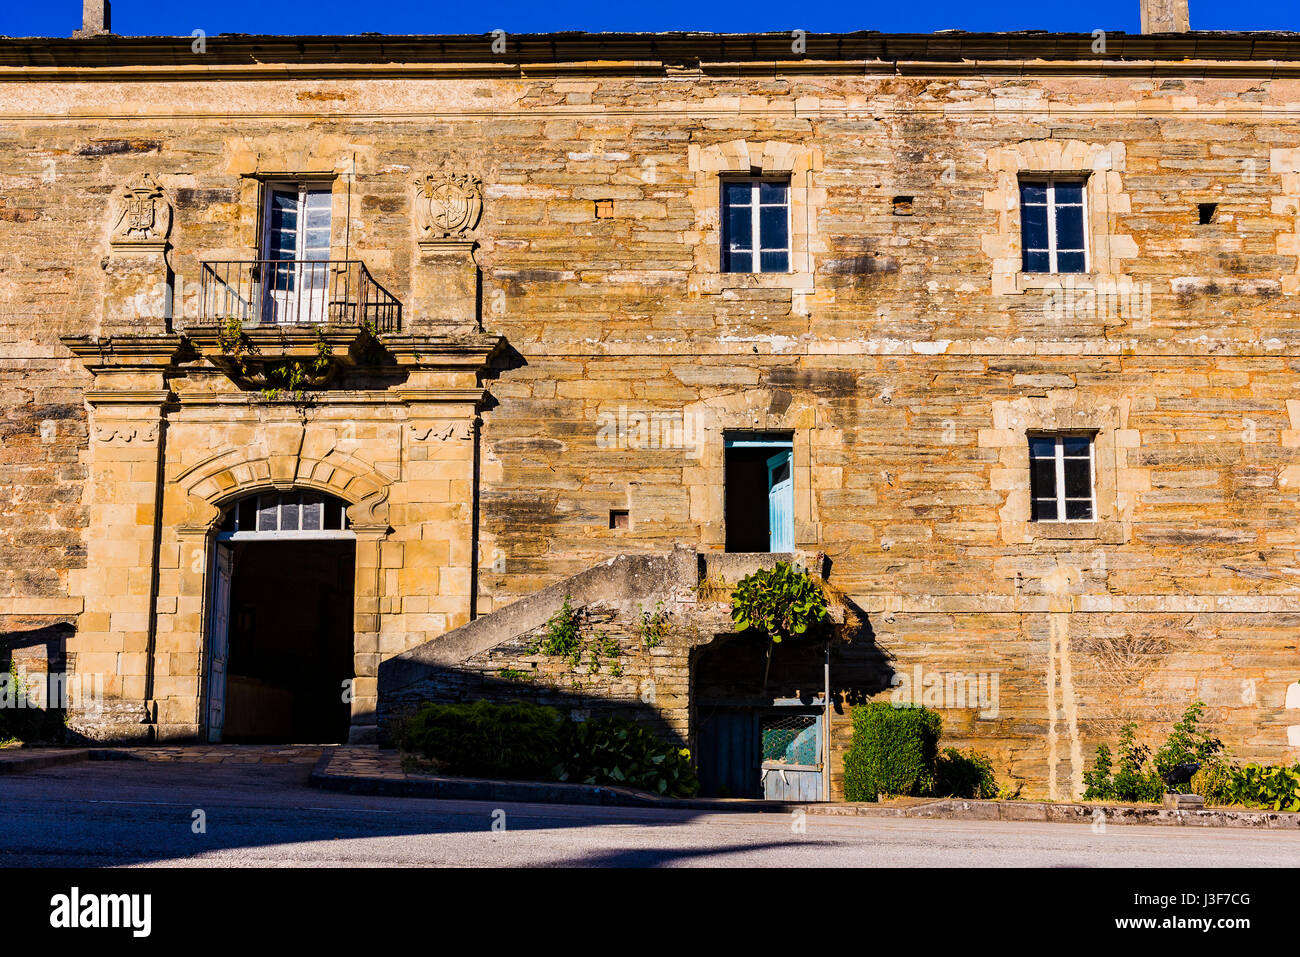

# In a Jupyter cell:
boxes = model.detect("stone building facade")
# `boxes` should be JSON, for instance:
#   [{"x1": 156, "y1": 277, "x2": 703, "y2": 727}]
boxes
[{"x1": 3, "y1": 24, "x2": 1300, "y2": 798}]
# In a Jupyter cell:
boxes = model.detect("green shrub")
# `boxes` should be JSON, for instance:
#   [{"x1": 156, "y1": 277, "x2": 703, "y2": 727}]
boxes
[
  {"x1": 934, "y1": 747, "x2": 999, "y2": 799},
  {"x1": 400, "y1": 700, "x2": 566, "y2": 780},
  {"x1": 730, "y1": 561, "x2": 829, "y2": 644},
  {"x1": 1084, "y1": 722, "x2": 1165, "y2": 803},
  {"x1": 843, "y1": 702, "x2": 942, "y2": 801},
  {"x1": 401, "y1": 700, "x2": 699, "y2": 798},
  {"x1": 1226, "y1": 763, "x2": 1300, "y2": 811},
  {"x1": 1083, "y1": 744, "x2": 1116, "y2": 801},
  {"x1": 535, "y1": 595, "x2": 582, "y2": 662},
  {"x1": 1190, "y1": 761, "x2": 1235, "y2": 806},
  {"x1": 1154, "y1": 699, "x2": 1225, "y2": 779},
  {"x1": 554, "y1": 717, "x2": 698, "y2": 798}
]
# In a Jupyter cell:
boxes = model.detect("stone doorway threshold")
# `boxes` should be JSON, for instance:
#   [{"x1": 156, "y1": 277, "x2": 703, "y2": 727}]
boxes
[{"x1": 311, "y1": 746, "x2": 1300, "y2": 829}]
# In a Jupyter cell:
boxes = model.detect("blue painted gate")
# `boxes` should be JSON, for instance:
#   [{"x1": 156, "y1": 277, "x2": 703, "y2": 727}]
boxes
[{"x1": 698, "y1": 706, "x2": 824, "y2": 800}]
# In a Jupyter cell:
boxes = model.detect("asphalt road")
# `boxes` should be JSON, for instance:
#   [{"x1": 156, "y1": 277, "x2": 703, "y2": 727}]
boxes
[{"x1": 1, "y1": 760, "x2": 1299, "y2": 867}]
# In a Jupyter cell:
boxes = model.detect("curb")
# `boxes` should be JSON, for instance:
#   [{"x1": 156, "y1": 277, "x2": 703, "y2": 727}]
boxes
[
  {"x1": 307, "y1": 750, "x2": 800, "y2": 812},
  {"x1": 309, "y1": 753, "x2": 1300, "y2": 828},
  {"x1": 0, "y1": 749, "x2": 90, "y2": 774}
]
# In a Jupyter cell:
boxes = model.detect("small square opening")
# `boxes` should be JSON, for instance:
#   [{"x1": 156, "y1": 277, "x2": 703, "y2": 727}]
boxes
[
  {"x1": 609, "y1": 509, "x2": 629, "y2": 530},
  {"x1": 892, "y1": 196, "x2": 915, "y2": 216},
  {"x1": 594, "y1": 199, "x2": 614, "y2": 219},
  {"x1": 1198, "y1": 203, "x2": 1219, "y2": 225}
]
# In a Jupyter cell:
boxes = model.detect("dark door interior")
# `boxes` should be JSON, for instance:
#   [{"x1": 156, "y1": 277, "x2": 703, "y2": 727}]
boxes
[{"x1": 223, "y1": 540, "x2": 355, "y2": 743}]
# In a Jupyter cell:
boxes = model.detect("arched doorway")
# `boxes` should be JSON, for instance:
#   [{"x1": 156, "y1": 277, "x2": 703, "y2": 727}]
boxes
[{"x1": 205, "y1": 490, "x2": 356, "y2": 743}]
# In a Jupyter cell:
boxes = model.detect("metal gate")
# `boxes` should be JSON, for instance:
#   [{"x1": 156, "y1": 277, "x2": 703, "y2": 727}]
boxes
[
  {"x1": 759, "y1": 709, "x2": 823, "y2": 801},
  {"x1": 698, "y1": 706, "x2": 824, "y2": 800}
]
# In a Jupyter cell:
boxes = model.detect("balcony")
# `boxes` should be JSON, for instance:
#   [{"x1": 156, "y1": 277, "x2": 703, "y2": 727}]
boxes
[
  {"x1": 196, "y1": 259, "x2": 401, "y2": 332},
  {"x1": 188, "y1": 260, "x2": 401, "y2": 386}
]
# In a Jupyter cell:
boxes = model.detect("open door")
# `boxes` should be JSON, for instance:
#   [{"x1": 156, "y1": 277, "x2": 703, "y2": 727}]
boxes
[
  {"x1": 767, "y1": 450, "x2": 794, "y2": 552},
  {"x1": 206, "y1": 544, "x2": 234, "y2": 743},
  {"x1": 261, "y1": 183, "x2": 332, "y2": 326}
]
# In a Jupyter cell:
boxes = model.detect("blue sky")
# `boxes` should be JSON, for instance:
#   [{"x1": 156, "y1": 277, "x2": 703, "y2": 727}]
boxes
[{"x1": 1, "y1": 0, "x2": 1298, "y2": 40}]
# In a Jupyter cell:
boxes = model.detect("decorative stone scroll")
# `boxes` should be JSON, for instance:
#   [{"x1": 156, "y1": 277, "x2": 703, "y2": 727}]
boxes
[
  {"x1": 109, "y1": 173, "x2": 172, "y2": 249},
  {"x1": 412, "y1": 170, "x2": 483, "y2": 240},
  {"x1": 411, "y1": 421, "x2": 473, "y2": 442}
]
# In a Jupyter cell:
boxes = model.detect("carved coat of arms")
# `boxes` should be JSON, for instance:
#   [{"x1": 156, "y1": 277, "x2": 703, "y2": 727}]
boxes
[
  {"x1": 110, "y1": 173, "x2": 172, "y2": 245},
  {"x1": 412, "y1": 170, "x2": 483, "y2": 239}
]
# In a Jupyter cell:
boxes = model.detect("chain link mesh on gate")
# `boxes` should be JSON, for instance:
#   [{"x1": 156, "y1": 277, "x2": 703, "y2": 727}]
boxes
[{"x1": 759, "y1": 712, "x2": 820, "y2": 766}]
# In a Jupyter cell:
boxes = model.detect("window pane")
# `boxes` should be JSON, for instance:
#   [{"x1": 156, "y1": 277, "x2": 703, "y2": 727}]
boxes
[
  {"x1": 723, "y1": 181, "x2": 752, "y2": 207},
  {"x1": 1054, "y1": 204, "x2": 1085, "y2": 249},
  {"x1": 1023, "y1": 249, "x2": 1051, "y2": 273},
  {"x1": 1064, "y1": 458, "x2": 1092, "y2": 498},
  {"x1": 725, "y1": 250, "x2": 753, "y2": 273},
  {"x1": 1020, "y1": 182, "x2": 1048, "y2": 205},
  {"x1": 1061, "y1": 435, "x2": 1092, "y2": 456},
  {"x1": 280, "y1": 495, "x2": 301, "y2": 532},
  {"x1": 237, "y1": 498, "x2": 257, "y2": 532},
  {"x1": 727, "y1": 200, "x2": 753, "y2": 241},
  {"x1": 759, "y1": 250, "x2": 789, "y2": 272},
  {"x1": 1029, "y1": 436, "x2": 1056, "y2": 460},
  {"x1": 1032, "y1": 458, "x2": 1058, "y2": 499},
  {"x1": 758, "y1": 181, "x2": 788, "y2": 205},
  {"x1": 1053, "y1": 182, "x2": 1084, "y2": 205},
  {"x1": 1056, "y1": 251, "x2": 1087, "y2": 274},
  {"x1": 1032, "y1": 498, "x2": 1059, "y2": 522},
  {"x1": 301, "y1": 495, "x2": 322, "y2": 531},
  {"x1": 760, "y1": 205, "x2": 788, "y2": 251},
  {"x1": 256, "y1": 497, "x2": 278, "y2": 532},
  {"x1": 1065, "y1": 498, "x2": 1094, "y2": 521},
  {"x1": 1021, "y1": 203, "x2": 1048, "y2": 248}
]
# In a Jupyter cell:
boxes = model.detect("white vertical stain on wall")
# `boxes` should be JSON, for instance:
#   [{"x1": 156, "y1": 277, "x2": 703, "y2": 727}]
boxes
[{"x1": 1044, "y1": 563, "x2": 1085, "y2": 800}]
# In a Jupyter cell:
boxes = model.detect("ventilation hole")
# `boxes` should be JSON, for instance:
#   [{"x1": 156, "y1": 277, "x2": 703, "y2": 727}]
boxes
[
  {"x1": 609, "y1": 509, "x2": 629, "y2": 530},
  {"x1": 892, "y1": 196, "x2": 915, "y2": 216},
  {"x1": 1198, "y1": 202, "x2": 1219, "y2": 225}
]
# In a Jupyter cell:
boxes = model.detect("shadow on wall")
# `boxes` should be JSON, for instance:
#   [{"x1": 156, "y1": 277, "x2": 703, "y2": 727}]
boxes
[
  {"x1": 0, "y1": 622, "x2": 73, "y2": 742},
  {"x1": 380, "y1": 666, "x2": 682, "y2": 750}
]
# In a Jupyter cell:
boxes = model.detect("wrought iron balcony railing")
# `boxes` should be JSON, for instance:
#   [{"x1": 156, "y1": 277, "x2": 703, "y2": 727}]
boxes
[{"x1": 197, "y1": 259, "x2": 401, "y2": 333}]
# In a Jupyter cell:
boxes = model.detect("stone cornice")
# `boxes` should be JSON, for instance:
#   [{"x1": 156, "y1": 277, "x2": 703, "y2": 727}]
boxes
[
  {"x1": 61, "y1": 334, "x2": 186, "y2": 372},
  {"x1": 383, "y1": 333, "x2": 506, "y2": 370},
  {"x1": 5, "y1": 31, "x2": 1300, "y2": 78}
]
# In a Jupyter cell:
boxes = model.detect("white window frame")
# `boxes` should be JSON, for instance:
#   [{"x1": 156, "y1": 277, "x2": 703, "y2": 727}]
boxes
[
  {"x1": 1030, "y1": 434, "x2": 1098, "y2": 523},
  {"x1": 720, "y1": 176, "x2": 792, "y2": 274},
  {"x1": 260, "y1": 181, "x2": 333, "y2": 263},
  {"x1": 1020, "y1": 176, "x2": 1089, "y2": 275}
]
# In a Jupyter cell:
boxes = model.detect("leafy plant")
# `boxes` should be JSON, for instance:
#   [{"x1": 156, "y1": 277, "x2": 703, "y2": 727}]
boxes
[
  {"x1": 1226, "y1": 764, "x2": 1300, "y2": 812},
  {"x1": 730, "y1": 561, "x2": 829, "y2": 644},
  {"x1": 1083, "y1": 744, "x2": 1116, "y2": 801},
  {"x1": 934, "y1": 747, "x2": 999, "y2": 799},
  {"x1": 843, "y1": 701, "x2": 942, "y2": 801},
  {"x1": 1084, "y1": 722, "x2": 1165, "y2": 803},
  {"x1": 401, "y1": 700, "x2": 699, "y2": 798},
  {"x1": 554, "y1": 717, "x2": 698, "y2": 798},
  {"x1": 400, "y1": 700, "x2": 565, "y2": 780},
  {"x1": 534, "y1": 595, "x2": 582, "y2": 661},
  {"x1": 636, "y1": 601, "x2": 671, "y2": 648},
  {"x1": 1153, "y1": 699, "x2": 1225, "y2": 779}
]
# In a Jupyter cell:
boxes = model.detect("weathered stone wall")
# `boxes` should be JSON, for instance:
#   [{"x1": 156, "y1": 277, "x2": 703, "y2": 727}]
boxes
[{"x1": 2, "y1": 50, "x2": 1300, "y2": 793}]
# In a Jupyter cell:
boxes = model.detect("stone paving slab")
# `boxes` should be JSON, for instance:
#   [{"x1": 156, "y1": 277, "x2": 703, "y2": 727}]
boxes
[{"x1": 315, "y1": 745, "x2": 1300, "y2": 828}]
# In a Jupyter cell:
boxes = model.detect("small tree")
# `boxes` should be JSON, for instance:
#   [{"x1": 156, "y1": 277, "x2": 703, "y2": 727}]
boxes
[{"x1": 730, "y1": 561, "x2": 829, "y2": 644}]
